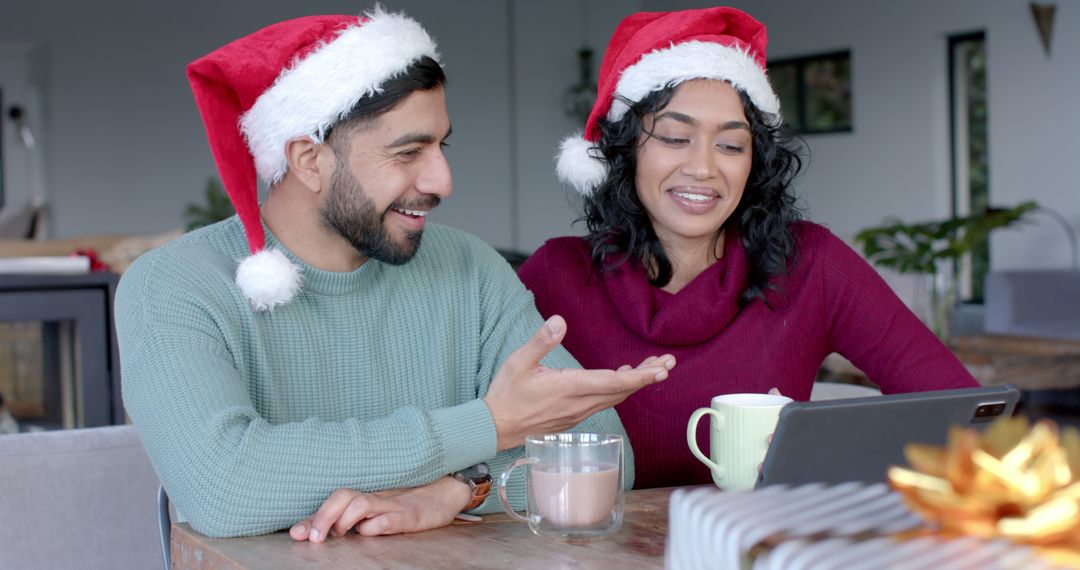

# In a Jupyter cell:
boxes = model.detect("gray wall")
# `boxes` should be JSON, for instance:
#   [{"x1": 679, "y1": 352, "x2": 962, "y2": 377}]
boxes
[
  {"x1": 0, "y1": 0, "x2": 638, "y2": 251},
  {"x1": 645, "y1": 0, "x2": 1080, "y2": 271},
  {"x1": 2, "y1": 0, "x2": 1077, "y2": 268}
]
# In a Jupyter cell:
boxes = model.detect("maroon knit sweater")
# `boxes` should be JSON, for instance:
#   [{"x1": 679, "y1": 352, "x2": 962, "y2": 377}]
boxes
[{"x1": 518, "y1": 222, "x2": 979, "y2": 489}]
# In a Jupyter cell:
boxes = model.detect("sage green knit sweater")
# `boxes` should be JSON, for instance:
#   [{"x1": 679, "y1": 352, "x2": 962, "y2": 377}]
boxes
[{"x1": 115, "y1": 217, "x2": 633, "y2": 537}]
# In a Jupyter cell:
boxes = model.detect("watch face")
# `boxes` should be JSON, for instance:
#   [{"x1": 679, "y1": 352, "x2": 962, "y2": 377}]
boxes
[{"x1": 458, "y1": 463, "x2": 490, "y2": 480}]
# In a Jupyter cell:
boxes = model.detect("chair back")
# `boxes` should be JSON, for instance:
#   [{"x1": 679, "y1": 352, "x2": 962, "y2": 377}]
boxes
[
  {"x1": 158, "y1": 485, "x2": 173, "y2": 569},
  {"x1": 0, "y1": 426, "x2": 163, "y2": 569}
]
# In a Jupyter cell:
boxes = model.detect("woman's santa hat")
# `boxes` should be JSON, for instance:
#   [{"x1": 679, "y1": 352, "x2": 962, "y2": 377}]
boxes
[
  {"x1": 186, "y1": 7, "x2": 439, "y2": 311},
  {"x1": 556, "y1": 7, "x2": 781, "y2": 196}
]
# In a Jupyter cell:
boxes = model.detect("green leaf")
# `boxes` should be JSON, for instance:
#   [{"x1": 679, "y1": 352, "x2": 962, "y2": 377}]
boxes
[
  {"x1": 855, "y1": 201, "x2": 1038, "y2": 275},
  {"x1": 183, "y1": 177, "x2": 235, "y2": 232}
]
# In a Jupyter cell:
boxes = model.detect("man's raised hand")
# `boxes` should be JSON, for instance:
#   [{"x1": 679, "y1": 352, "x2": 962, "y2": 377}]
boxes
[{"x1": 484, "y1": 315, "x2": 675, "y2": 451}]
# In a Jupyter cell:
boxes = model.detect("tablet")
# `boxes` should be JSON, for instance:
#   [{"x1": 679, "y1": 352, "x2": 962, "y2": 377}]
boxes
[{"x1": 756, "y1": 384, "x2": 1021, "y2": 488}]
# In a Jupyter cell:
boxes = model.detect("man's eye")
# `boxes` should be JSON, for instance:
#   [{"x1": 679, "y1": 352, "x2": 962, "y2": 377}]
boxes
[
  {"x1": 439, "y1": 142, "x2": 451, "y2": 149},
  {"x1": 399, "y1": 148, "x2": 421, "y2": 158}
]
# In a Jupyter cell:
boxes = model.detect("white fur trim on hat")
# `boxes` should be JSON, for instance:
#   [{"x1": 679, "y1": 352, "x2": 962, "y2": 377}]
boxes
[
  {"x1": 240, "y1": 6, "x2": 440, "y2": 186},
  {"x1": 236, "y1": 249, "x2": 303, "y2": 311},
  {"x1": 555, "y1": 133, "x2": 608, "y2": 196},
  {"x1": 609, "y1": 40, "x2": 781, "y2": 124}
]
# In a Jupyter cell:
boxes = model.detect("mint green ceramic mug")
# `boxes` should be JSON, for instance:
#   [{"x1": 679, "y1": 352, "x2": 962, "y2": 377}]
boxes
[{"x1": 686, "y1": 393, "x2": 793, "y2": 490}]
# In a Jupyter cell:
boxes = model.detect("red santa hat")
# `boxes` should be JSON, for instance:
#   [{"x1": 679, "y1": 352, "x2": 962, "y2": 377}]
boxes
[
  {"x1": 186, "y1": 7, "x2": 439, "y2": 311},
  {"x1": 555, "y1": 7, "x2": 780, "y2": 196}
]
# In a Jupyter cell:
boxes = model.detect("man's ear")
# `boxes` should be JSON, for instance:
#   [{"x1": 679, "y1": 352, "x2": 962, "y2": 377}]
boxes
[{"x1": 285, "y1": 136, "x2": 329, "y2": 193}]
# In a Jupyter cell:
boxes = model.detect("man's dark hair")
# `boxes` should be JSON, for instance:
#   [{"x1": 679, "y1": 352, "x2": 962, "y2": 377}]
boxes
[
  {"x1": 580, "y1": 83, "x2": 805, "y2": 306},
  {"x1": 325, "y1": 55, "x2": 446, "y2": 147}
]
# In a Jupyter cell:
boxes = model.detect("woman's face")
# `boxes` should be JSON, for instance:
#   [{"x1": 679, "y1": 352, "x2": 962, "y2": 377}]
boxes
[{"x1": 634, "y1": 79, "x2": 753, "y2": 247}]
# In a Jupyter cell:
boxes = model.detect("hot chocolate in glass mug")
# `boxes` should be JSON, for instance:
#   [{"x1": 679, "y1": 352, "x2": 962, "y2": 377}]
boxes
[
  {"x1": 687, "y1": 393, "x2": 793, "y2": 490},
  {"x1": 498, "y1": 433, "x2": 624, "y2": 540}
]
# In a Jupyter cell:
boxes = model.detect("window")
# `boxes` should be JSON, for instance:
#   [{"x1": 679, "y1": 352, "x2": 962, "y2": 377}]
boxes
[
  {"x1": 768, "y1": 50, "x2": 852, "y2": 134},
  {"x1": 949, "y1": 33, "x2": 988, "y2": 302}
]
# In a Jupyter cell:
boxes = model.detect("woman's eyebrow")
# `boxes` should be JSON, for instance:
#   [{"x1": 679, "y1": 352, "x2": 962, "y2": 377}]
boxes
[
  {"x1": 655, "y1": 112, "x2": 750, "y2": 132},
  {"x1": 719, "y1": 120, "x2": 751, "y2": 131},
  {"x1": 655, "y1": 111, "x2": 696, "y2": 126}
]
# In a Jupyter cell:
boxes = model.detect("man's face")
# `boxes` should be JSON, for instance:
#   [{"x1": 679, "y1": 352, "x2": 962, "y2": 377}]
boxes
[{"x1": 320, "y1": 87, "x2": 453, "y2": 265}]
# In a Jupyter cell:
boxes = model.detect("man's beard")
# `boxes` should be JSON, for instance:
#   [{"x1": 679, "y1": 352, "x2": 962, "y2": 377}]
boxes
[{"x1": 320, "y1": 166, "x2": 439, "y2": 266}]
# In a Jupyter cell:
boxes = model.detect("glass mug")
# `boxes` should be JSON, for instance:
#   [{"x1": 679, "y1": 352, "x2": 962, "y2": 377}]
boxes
[{"x1": 498, "y1": 433, "x2": 624, "y2": 540}]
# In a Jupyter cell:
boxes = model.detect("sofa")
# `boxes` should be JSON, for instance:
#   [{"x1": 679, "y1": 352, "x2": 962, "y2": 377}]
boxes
[{"x1": 984, "y1": 270, "x2": 1080, "y2": 341}]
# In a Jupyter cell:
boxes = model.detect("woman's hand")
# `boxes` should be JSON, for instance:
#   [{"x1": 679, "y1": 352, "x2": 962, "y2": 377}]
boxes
[
  {"x1": 759, "y1": 387, "x2": 784, "y2": 474},
  {"x1": 289, "y1": 476, "x2": 472, "y2": 542}
]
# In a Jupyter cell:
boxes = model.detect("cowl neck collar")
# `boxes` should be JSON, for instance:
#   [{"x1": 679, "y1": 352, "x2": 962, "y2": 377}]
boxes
[{"x1": 602, "y1": 231, "x2": 748, "y2": 346}]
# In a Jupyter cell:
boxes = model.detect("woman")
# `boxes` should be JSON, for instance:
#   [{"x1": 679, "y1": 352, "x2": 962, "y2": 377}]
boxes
[{"x1": 518, "y1": 6, "x2": 979, "y2": 489}]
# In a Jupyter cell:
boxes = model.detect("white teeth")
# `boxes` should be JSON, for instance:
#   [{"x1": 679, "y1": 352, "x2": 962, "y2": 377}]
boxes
[
  {"x1": 394, "y1": 208, "x2": 428, "y2": 217},
  {"x1": 671, "y1": 191, "x2": 714, "y2": 202}
]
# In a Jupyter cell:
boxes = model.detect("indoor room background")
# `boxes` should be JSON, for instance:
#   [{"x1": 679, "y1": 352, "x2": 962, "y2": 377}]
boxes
[{"x1": 1, "y1": 0, "x2": 1076, "y2": 277}]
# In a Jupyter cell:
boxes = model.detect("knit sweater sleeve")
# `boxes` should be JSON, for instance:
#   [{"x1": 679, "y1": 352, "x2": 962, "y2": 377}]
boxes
[
  {"x1": 468, "y1": 240, "x2": 635, "y2": 514},
  {"x1": 816, "y1": 227, "x2": 979, "y2": 393},
  {"x1": 116, "y1": 249, "x2": 495, "y2": 537}
]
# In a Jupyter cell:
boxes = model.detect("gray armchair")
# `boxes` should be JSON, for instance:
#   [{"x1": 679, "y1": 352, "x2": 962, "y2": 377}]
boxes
[{"x1": 0, "y1": 426, "x2": 164, "y2": 569}]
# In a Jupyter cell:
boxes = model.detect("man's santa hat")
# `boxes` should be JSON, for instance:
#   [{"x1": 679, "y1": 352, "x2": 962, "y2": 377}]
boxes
[
  {"x1": 186, "y1": 7, "x2": 439, "y2": 311},
  {"x1": 556, "y1": 7, "x2": 781, "y2": 196}
]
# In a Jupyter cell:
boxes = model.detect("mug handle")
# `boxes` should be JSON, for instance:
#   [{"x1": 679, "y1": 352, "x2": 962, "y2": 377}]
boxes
[
  {"x1": 686, "y1": 408, "x2": 723, "y2": 474},
  {"x1": 498, "y1": 457, "x2": 540, "y2": 524}
]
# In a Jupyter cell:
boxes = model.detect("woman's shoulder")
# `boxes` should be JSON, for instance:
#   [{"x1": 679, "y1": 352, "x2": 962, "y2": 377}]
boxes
[
  {"x1": 789, "y1": 221, "x2": 854, "y2": 257},
  {"x1": 782, "y1": 221, "x2": 870, "y2": 284},
  {"x1": 518, "y1": 236, "x2": 593, "y2": 289},
  {"x1": 524, "y1": 236, "x2": 592, "y2": 267},
  {"x1": 790, "y1": 220, "x2": 838, "y2": 242},
  {"x1": 535, "y1": 235, "x2": 591, "y2": 256}
]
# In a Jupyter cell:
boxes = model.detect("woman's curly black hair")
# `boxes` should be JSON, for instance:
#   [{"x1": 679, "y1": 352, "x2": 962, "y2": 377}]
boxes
[{"x1": 580, "y1": 83, "x2": 806, "y2": 306}]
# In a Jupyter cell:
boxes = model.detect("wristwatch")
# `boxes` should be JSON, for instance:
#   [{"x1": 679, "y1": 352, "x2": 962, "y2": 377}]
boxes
[{"x1": 450, "y1": 463, "x2": 492, "y2": 511}]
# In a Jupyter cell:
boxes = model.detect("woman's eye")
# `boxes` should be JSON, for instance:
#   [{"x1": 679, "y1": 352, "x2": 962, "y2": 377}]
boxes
[
  {"x1": 655, "y1": 134, "x2": 689, "y2": 146},
  {"x1": 718, "y1": 143, "x2": 746, "y2": 154}
]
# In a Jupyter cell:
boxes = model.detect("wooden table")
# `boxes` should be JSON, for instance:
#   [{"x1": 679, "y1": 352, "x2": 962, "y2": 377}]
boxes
[
  {"x1": 821, "y1": 335, "x2": 1080, "y2": 391},
  {"x1": 171, "y1": 486, "x2": 678, "y2": 569},
  {"x1": 950, "y1": 334, "x2": 1080, "y2": 390}
]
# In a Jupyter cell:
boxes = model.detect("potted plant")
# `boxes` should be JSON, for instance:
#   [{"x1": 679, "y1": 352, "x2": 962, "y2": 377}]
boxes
[
  {"x1": 183, "y1": 178, "x2": 234, "y2": 232},
  {"x1": 853, "y1": 201, "x2": 1038, "y2": 339}
]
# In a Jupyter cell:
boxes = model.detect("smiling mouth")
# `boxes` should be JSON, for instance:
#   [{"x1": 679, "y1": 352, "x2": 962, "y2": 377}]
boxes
[
  {"x1": 670, "y1": 190, "x2": 717, "y2": 203},
  {"x1": 668, "y1": 186, "x2": 721, "y2": 201},
  {"x1": 391, "y1": 207, "x2": 429, "y2": 218}
]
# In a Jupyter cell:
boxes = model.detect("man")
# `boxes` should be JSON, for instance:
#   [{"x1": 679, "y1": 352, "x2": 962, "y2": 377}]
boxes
[{"x1": 115, "y1": 8, "x2": 673, "y2": 540}]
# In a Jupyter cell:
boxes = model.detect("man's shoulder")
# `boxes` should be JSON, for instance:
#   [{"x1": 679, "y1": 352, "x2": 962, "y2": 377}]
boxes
[
  {"x1": 131, "y1": 220, "x2": 239, "y2": 269},
  {"x1": 119, "y1": 219, "x2": 246, "y2": 302}
]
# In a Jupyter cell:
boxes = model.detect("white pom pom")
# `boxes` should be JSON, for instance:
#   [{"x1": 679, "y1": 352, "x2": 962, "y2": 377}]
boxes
[
  {"x1": 236, "y1": 249, "x2": 302, "y2": 311},
  {"x1": 555, "y1": 133, "x2": 608, "y2": 196}
]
